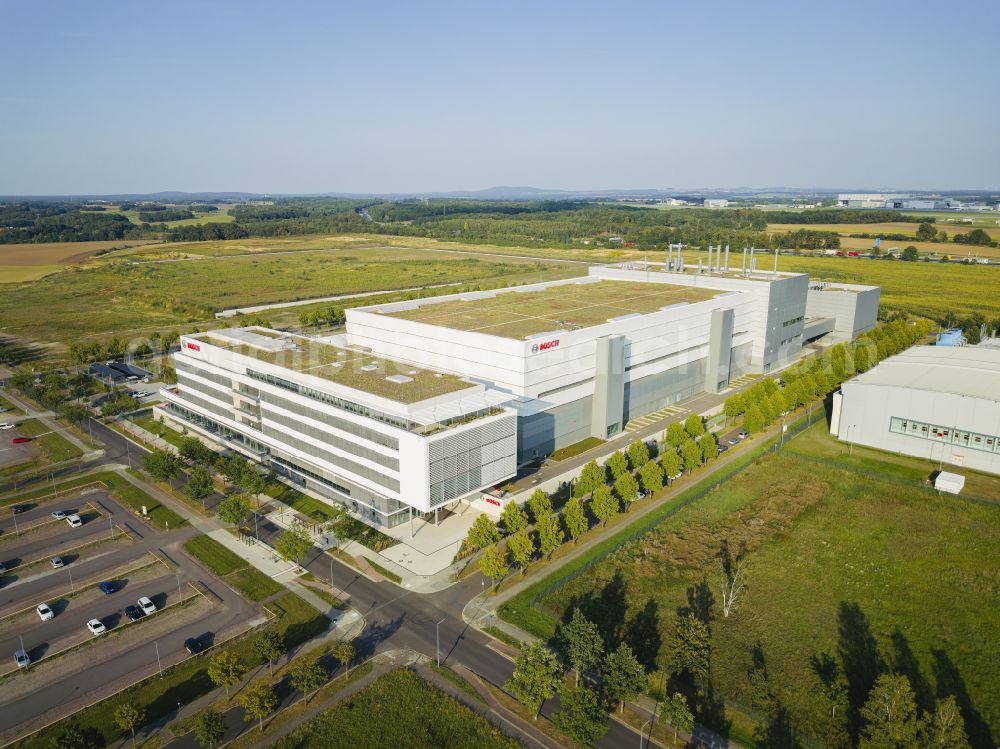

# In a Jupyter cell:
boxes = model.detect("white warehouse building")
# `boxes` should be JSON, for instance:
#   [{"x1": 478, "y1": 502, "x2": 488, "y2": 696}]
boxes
[
  {"x1": 160, "y1": 264, "x2": 878, "y2": 528},
  {"x1": 831, "y1": 346, "x2": 1000, "y2": 476}
]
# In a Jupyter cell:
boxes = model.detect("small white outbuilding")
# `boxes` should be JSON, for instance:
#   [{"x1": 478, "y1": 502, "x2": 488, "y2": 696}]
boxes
[{"x1": 934, "y1": 471, "x2": 965, "y2": 495}]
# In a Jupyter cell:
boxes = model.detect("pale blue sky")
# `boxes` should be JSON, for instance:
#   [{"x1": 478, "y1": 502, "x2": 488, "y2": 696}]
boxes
[{"x1": 2, "y1": 0, "x2": 998, "y2": 194}]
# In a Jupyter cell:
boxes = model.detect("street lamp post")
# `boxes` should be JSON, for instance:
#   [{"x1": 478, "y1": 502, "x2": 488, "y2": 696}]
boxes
[
  {"x1": 154, "y1": 641, "x2": 162, "y2": 676},
  {"x1": 68, "y1": 566, "x2": 74, "y2": 592},
  {"x1": 176, "y1": 572, "x2": 182, "y2": 601},
  {"x1": 436, "y1": 618, "x2": 446, "y2": 667},
  {"x1": 848, "y1": 424, "x2": 857, "y2": 456},
  {"x1": 640, "y1": 706, "x2": 657, "y2": 748},
  {"x1": 12, "y1": 508, "x2": 19, "y2": 536}
]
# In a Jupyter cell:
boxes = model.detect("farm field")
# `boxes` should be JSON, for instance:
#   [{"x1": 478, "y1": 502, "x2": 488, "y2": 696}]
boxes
[
  {"x1": 273, "y1": 669, "x2": 521, "y2": 749},
  {"x1": 767, "y1": 221, "x2": 1000, "y2": 241},
  {"x1": 0, "y1": 240, "x2": 159, "y2": 283},
  {"x1": 835, "y1": 235, "x2": 1000, "y2": 259},
  {"x1": 98, "y1": 204, "x2": 237, "y2": 227},
  {"x1": 527, "y1": 422, "x2": 1000, "y2": 747},
  {"x1": 0, "y1": 245, "x2": 577, "y2": 343}
]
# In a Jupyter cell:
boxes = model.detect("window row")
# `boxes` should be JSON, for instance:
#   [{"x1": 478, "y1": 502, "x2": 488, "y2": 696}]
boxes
[{"x1": 889, "y1": 417, "x2": 1000, "y2": 454}]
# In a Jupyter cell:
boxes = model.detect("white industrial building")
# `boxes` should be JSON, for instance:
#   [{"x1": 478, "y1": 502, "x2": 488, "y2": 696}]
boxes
[
  {"x1": 159, "y1": 263, "x2": 878, "y2": 529},
  {"x1": 836, "y1": 193, "x2": 958, "y2": 211},
  {"x1": 832, "y1": 346, "x2": 1000, "y2": 476}
]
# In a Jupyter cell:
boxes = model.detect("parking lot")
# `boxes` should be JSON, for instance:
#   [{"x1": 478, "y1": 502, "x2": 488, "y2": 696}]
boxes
[
  {"x1": 0, "y1": 423, "x2": 40, "y2": 471},
  {"x1": 0, "y1": 485, "x2": 266, "y2": 742}
]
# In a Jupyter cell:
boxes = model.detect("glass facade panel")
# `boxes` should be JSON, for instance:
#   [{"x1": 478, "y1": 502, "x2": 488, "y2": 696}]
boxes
[{"x1": 888, "y1": 416, "x2": 1000, "y2": 454}]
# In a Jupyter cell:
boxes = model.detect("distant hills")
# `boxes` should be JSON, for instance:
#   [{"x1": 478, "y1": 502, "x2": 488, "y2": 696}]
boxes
[{"x1": 2, "y1": 186, "x2": 998, "y2": 202}]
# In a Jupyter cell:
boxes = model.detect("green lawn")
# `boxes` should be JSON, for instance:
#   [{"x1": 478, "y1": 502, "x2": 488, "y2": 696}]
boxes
[
  {"x1": 520, "y1": 422, "x2": 1000, "y2": 747},
  {"x1": 549, "y1": 436, "x2": 605, "y2": 462},
  {"x1": 14, "y1": 418, "x2": 82, "y2": 463},
  {"x1": 272, "y1": 669, "x2": 521, "y2": 749},
  {"x1": 183, "y1": 535, "x2": 284, "y2": 601},
  {"x1": 131, "y1": 411, "x2": 187, "y2": 449}
]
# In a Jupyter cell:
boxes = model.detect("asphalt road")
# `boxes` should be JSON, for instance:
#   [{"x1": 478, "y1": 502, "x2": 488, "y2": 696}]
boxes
[
  {"x1": 0, "y1": 567, "x2": 191, "y2": 666},
  {"x1": 8, "y1": 410, "x2": 653, "y2": 747}
]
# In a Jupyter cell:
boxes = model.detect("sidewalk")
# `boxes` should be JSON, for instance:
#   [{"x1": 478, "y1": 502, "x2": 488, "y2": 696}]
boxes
[{"x1": 113, "y1": 467, "x2": 350, "y2": 621}]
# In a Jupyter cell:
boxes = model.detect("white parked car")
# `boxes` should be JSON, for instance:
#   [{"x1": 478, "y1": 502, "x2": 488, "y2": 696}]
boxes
[
  {"x1": 86, "y1": 618, "x2": 107, "y2": 635},
  {"x1": 51, "y1": 510, "x2": 67, "y2": 521},
  {"x1": 14, "y1": 649, "x2": 30, "y2": 668},
  {"x1": 66, "y1": 514, "x2": 83, "y2": 528},
  {"x1": 0, "y1": 423, "x2": 13, "y2": 431},
  {"x1": 138, "y1": 596, "x2": 157, "y2": 615},
  {"x1": 36, "y1": 603, "x2": 54, "y2": 621}
]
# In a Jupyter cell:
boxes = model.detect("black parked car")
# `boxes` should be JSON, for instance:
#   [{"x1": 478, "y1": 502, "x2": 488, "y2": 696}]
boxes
[
  {"x1": 124, "y1": 605, "x2": 144, "y2": 622},
  {"x1": 184, "y1": 637, "x2": 205, "y2": 655}
]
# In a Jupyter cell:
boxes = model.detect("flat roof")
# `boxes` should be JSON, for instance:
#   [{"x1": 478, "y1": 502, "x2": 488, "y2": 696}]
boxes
[
  {"x1": 848, "y1": 345, "x2": 1000, "y2": 401},
  {"x1": 382, "y1": 280, "x2": 721, "y2": 340},
  {"x1": 191, "y1": 329, "x2": 475, "y2": 404}
]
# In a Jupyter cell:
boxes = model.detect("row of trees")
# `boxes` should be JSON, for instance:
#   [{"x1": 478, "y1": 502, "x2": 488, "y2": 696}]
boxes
[
  {"x1": 503, "y1": 608, "x2": 698, "y2": 746},
  {"x1": 297, "y1": 306, "x2": 346, "y2": 329},
  {"x1": 473, "y1": 416, "x2": 723, "y2": 589},
  {"x1": 723, "y1": 317, "x2": 934, "y2": 436}
]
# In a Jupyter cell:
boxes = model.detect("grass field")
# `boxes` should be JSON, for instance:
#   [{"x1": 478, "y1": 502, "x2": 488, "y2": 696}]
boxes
[
  {"x1": 13, "y1": 418, "x2": 82, "y2": 463},
  {"x1": 835, "y1": 235, "x2": 1000, "y2": 259},
  {"x1": 273, "y1": 669, "x2": 521, "y2": 749},
  {"x1": 522, "y1": 423, "x2": 1000, "y2": 746},
  {"x1": 0, "y1": 245, "x2": 576, "y2": 343},
  {"x1": 183, "y1": 534, "x2": 284, "y2": 601}
]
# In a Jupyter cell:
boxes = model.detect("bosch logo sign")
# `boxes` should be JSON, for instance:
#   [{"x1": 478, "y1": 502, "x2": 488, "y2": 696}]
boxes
[
  {"x1": 185, "y1": 341, "x2": 201, "y2": 352},
  {"x1": 485, "y1": 497, "x2": 501, "y2": 507},
  {"x1": 530, "y1": 339, "x2": 560, "y2": 354}
]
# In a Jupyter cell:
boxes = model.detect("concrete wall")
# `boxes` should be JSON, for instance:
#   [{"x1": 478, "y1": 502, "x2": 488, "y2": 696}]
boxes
[
  {"x1": 591, "y1": 335, "x2": 626, "y2": 438},
  {"x1": 806, "y1": 285, "x2": 881, "y2": 339},
  {"x1": 835, "y1": 382, "x2": 1000, "y2": 475}
]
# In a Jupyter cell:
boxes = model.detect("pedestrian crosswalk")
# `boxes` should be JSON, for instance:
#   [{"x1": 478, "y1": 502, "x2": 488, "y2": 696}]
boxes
[
  {"x1": 727, "y1": 373, "x2": 759, "y2": 389},
  {"x1": 624, "y1": 403, "x2": 687, "y2": 433}
]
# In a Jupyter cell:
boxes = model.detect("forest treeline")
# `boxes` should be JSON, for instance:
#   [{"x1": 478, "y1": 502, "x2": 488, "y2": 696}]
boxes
[{"x1": 5, "y1": 199, "x2": 996, "y2": 253}]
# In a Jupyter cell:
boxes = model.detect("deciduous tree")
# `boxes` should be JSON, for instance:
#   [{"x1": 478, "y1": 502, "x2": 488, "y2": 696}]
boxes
[
  {"x1": 505, "y1": 642, "x2": 563, "y2": 719},
  {"x1": 554, "y1": 684, "x2": 608, "y2": 747},
  {"x1": 479, "y1": 545, "x2": 507, "y2": 590},
  {"x1": 184, "y1": 467, "x2": 214, "y2": 504},
  {"x1": 142, "y1": 449, "x2": 182, "y2": 483},
  {"x1": 576, "y1": 459, "x2": 606, "y2": 497},
  {"x1": 252, "y1": 630, "x2": 284, "y2": 674},
  {"x1": 667, "y1": 613, "x2": 711, "y2": 684},
  {"x1": 662, "y1": 449, "x2": 683, "y2": 480},
  {"x1": 606, "y1": 450, "x2": 629, "y2": 479},
  {"x1": 665, "y1": 422, "x2": 687, "y2": 449},
  {"x1": 590, "y1": 485, "x2": 619, "y2": 526},
  {"x1": 500, "y1": 501, "x2": 528, "y2": 535},
  {"x1": 289, "y1": 656, "x2": 327, "y2": 704},
  {"x1": 113, "y1": 700, "x2": 145, "y2": 748},
  {"x1": 527, "y1": 489, "x2": 552, "y2": 524},
  {"x1": 615, "y1": 472, "x2": 640, "y2": 510},
  {"x1": 537, "y1": 512, "x2": 565, "y2": 558},
  {"x1": 638, "y1": 460, "x2": 663, "y2": 495},
  {"x1": 208, "y1": 650, "x2": 245, "y2": 699},
  {"x1": 275, "y1": 523, "x2": 313, "y2": 567},
  {"x1": 684, "y1": 414, "x2": 705, "y2": 439},
  {"x1": 507, "y1": 529, "x2": 535, "y2": 574},
  {"x1": 627, "y1": 439, "x2": 649, "y2": 470},
  {"x1": 859, "y1": 673, "x2": 923, "y2": 749},
  {"x1": 195, "y1": 709, "x2": 226, "y2": 748},
  {"x1": 563, "y1": 496, "x2": 588, "y2": 543},
  {"x1": 681, "y1": 439, "x2": 703, "y2": 472},
  {"x1": 600, "y1": 643, "x2": 646, "y2": 712},
  {"x1": 467, "y1": 514, "x2": 501, "y2": 550},
  {"x1": 217, "y1": 493, "x2": 252, "y2": 527},
  {"x1": 558, "y1": 608, "x2": 604, "y2": 685},
  {"x1": 240, "y1": 681, "x2": 277, "y2": 732},
  {"x1": 661, "y1": 692, "x2": 694, "y2": 741},
  {"x1": 699, "y1": 432, "x2": 719, "y2": 463}
]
